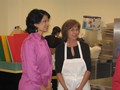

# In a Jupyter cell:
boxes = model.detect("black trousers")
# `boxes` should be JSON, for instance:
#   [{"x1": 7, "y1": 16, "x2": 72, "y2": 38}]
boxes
[
  {"x1": 52, "y1": 79, "x2": 58, "y2": 90},
  {"x1": 52, "y1": 70, "x2": 58, "y2": 90}
]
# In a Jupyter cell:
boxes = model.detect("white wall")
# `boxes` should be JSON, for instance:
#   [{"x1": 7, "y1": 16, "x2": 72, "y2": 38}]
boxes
[
  {"x1": 0, "y1": 0, "x2": 8, "y2": 35},
  {"x1": 0, "y1": 0, "x2": 120, "y2": 35},
  {"x1": 7, "y1": 0, "x2": 22, "y2": 34}
]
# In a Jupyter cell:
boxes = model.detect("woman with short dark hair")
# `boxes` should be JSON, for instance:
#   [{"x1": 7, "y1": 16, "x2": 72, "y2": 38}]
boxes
[{"x1": 18, "y1": 9, "x2": 52, "y2": 90}]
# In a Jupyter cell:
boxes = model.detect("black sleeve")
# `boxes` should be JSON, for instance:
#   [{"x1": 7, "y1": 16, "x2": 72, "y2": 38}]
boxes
[
  {"x1": 81, "y1": 42, "x2": 92, "y2": 72},
  {"x1": 55, "y1": 43, "x2": 64, "y2": 74}
]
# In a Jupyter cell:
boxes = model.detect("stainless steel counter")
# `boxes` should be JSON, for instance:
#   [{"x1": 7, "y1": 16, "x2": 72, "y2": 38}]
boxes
[{"x1": 90, "y1": 77, "x2": 112, "y2": 90}]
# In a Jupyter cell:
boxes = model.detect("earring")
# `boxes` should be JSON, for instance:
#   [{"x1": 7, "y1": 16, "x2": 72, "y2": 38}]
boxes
[{"x1": 35, "y1": 29, "x2": 38, "y2": 32}]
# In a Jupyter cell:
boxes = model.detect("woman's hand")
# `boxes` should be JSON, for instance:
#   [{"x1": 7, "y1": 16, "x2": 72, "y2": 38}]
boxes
[
  {"x1": 75, "y1": 87, "x2": 83, "y2": 90},
  {"x1": 64, "y1": 88, "x2": 68, "y2": 90},
  {"x1": 46, "y1": 85, "x2": 52, "y2": 90},
  {"x1": 40, "y1": 85, "x2": 52, "y2": 90},
  {"x1": 40, "y1": 85, "x2": 46, "y2": 90},
  {"x1": 46, "y1": 79, "x2": 52, "y2": 90}
]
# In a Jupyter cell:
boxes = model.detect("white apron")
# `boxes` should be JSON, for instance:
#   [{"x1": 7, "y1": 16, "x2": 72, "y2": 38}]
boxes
[{"x1": 58, "y1": 41, "x2": 90, "y2": 90}]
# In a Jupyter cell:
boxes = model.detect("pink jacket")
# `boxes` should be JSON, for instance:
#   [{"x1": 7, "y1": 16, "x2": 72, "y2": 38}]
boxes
[{"x1": 18, "y1": 33, "x2": 52, "y2": 90}]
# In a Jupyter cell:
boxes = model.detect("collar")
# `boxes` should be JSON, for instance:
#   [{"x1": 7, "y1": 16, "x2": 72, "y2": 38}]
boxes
[{"x1": 31, "y1": 33, "x2": 44, "y2": 41}]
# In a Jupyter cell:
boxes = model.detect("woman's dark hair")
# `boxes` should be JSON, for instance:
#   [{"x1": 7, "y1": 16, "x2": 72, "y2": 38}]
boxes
[
  {"x1": 25, "y1": 9, "x2": 50, "y2": 33},
  {"x1": 62, "y1": 19, "x2": 81, "y2": 42},
  {"x1": 51, "y1": 26, "x2": 61, "y2": 36}
]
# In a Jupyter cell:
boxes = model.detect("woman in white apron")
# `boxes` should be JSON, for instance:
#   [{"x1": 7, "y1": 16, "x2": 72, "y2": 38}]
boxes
[{"x1": 55, "y1": 19, "x2": 91, "y2": 90}]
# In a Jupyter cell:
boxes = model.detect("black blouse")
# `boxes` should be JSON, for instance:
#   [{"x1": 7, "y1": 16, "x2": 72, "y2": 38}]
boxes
[
  {"x1": 45, "y1": 35, "x2": 63, "y2": 48},
  {"x1": 55, "y1": 41, "x2": 91, "y2": 74}
]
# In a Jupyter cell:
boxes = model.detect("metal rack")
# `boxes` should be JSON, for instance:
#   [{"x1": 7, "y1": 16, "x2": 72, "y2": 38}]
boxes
[{"x1": 99, "y1": 26, "x2": 113, "y2": 61}]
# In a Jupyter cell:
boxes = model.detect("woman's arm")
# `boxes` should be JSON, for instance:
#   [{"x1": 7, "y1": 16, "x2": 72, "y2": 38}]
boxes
[
  {"x1": 55, "y1": 43, "x2": 67, "y2": 90},
  {"x1": 76, "y1": 71, "x2": 91, "y2": 90},
  {"x1": 22, "y1": 40, "x2": 43, "y2": 88},
  {"x1": 57, "y1": 73, "x2": 68, "y2": 90}
]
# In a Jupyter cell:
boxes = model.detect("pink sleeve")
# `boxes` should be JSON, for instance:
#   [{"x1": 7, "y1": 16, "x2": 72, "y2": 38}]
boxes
[
  {"x1": 21, "y1": 40, "x2": 43, "y2": 87},
  {"x1": 112, "y1": 53, "x2": 120, "y2": 90}
]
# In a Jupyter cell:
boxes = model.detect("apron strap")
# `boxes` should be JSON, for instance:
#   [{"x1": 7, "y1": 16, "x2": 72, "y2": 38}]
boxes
[
  {"x1": 65, "y1": 42, "x2": 67, "y2": 60},
  {"x1": 77, "y1": 41, "x2": 83, "y2": 59}
]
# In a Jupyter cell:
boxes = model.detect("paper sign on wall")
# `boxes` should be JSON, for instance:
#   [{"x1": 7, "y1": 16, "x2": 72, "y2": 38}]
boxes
[{"x1": 82, "y1": 16, "x2": 101, "y2": 30}]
